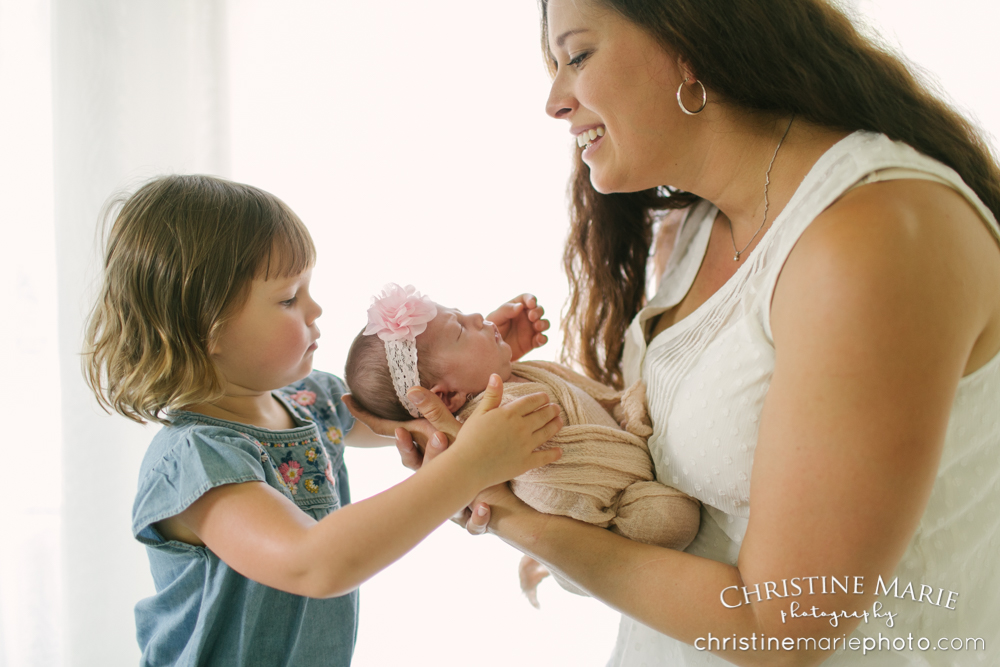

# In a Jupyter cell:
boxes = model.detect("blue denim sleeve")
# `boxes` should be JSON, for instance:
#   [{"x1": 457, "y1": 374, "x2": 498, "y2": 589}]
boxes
[
  {"x1": 285, "y1": 371, "x2": 354, "y2": 505},
  {"x1": 132, "y1": 427, "x2": 267, "y2": 547},
  {"x1": 326, "y1": 373, "x2": 355, "y2": 435},
  {"x1": 297, "y1": 371, "x2": 355, "y2": 436}
]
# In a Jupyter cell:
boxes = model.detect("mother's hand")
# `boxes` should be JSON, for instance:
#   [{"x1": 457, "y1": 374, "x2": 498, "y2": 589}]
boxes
[{"x1": 342, "y1": 392, "x2": 455, "y2": 467}]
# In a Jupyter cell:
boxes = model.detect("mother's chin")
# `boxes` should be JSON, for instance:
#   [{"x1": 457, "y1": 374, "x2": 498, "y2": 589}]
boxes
[
  {"x1": 581, "y1": 146, "x2": 632, "y2": 195},
  {"x1": 580, "y1": 147, "x2": 674, "y2": 197}
]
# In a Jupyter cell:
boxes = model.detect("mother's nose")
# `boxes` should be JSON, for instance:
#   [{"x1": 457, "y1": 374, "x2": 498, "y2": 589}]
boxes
[{"x1": 545, "y1": 75, "x2": 576, "y2": 119}]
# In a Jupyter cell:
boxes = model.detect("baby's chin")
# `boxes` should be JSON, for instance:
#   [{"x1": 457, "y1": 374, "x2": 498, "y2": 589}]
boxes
[{"x1": 471, "y1": 365, "x2": 513, "y2": 395}]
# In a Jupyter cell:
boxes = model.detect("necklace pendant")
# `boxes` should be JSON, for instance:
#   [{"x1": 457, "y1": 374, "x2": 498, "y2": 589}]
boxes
[{"x1": 733, "y1": 252, "x2": 740, "y2": 261}]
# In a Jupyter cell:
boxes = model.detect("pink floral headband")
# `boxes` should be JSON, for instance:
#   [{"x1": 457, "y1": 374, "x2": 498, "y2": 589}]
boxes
[{"x1": 364, "y1": 283, "x2": 437, "y2": 418}]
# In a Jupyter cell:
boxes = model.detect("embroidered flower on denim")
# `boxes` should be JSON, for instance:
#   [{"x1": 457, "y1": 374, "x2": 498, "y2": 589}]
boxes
[
  {"x1": 279, "y1": 460, "x2": 304, "y2": 486},
  {"x1": 290, "y1": 390, "x2": 317, "y2": 406},
  {"x1": 304, "y1": 478, "x2": 320, "y2": 494},
  {"x1": 306, "y1": 447, "x2": 318, "y2": 463},
  {"x1": 326, "y1": 426, "x2": 343, "y2": 445},
  {"x1": 240, "y1": 434, "x2": 269, "y2": 464},
  {"x1": 309, "y1": 399, "x2": 336, "y2": 422},
  {"x1": 324, "y1": 460, "x2": 336, "y2": 485},
  {"x1": 275, "y1": 473, "x2": 289, "y2": 492}
]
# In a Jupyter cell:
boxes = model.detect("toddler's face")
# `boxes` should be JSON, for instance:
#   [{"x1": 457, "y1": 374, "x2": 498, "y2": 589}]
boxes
[
  {"x1": 209, "y1": 268, "x2": 322, "y2": 393},
  {"x1": 419, "y1": 305, "x2": 513, "y2": 409}
]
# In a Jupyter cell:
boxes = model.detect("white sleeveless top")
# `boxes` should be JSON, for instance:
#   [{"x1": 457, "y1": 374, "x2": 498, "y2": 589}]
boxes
[{"x1": 608, "y1": 132, "x2": 1000, "y2": 666}]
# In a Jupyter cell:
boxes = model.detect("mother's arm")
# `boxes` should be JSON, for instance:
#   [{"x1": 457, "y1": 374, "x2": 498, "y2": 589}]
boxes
[{"x1": 452, "y1": 183, "x2": 995, "y2": 666}]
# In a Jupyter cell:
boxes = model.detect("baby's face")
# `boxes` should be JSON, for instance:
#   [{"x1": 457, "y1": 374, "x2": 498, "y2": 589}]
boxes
[{"x1": 419, "y1": 305, "x2": 513, "y2": 400}]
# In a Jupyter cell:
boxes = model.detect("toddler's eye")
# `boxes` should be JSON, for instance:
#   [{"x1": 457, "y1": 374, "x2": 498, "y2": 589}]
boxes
[{"x1": 281, "y1": 297, "x2": 297, "y2": 307}]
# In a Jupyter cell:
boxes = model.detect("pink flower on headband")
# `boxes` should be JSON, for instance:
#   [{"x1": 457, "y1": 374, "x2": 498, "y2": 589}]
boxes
[{"x1": 364, "y1": 283, "x2": 437, "y2": 342}]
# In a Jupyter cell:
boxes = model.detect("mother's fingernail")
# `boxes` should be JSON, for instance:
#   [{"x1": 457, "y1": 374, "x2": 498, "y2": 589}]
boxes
[
  {"x1": 408, "y1": 389, "x2": 426, "y2": 405},
  {"x1": 477, "y1": 506, "x2": 488, "y2": 517}
]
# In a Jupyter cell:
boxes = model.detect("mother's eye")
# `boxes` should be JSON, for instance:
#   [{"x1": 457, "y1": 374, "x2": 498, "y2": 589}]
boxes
[{"x1": 568, "y1": 51, "x2": 590, "y2": 67}]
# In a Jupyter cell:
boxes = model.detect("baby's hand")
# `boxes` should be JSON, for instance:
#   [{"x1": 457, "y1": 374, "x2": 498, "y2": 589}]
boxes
[
  {"x1": 488, "y1": 293, "x2": 550, "y2": 361},
  {"x1": 449, "y1": 374, "x2": 562, "y2": 489},
  {"x1": 519, "y1": 555, "x2": 551, "y2": 609}
]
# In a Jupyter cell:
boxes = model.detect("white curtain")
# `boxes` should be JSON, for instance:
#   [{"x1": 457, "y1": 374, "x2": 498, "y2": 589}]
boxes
[
  {"x1": 0, "y1": 5, "x2": 61, "y2": 666},
  {"x1": 52, "y1": 0, "x2": 228, "y2": 662},
  {"x1": 3, "y1": 0, "x2": 228, "y2": 665},
  {"x1": 1, "y1": 1, "x2": 996, "y2": 666}
]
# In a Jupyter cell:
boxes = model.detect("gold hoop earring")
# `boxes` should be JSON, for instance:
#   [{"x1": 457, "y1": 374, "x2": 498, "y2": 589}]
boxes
[{"x1": 676, "y1": 79, "x2": 707, "y2": 115}]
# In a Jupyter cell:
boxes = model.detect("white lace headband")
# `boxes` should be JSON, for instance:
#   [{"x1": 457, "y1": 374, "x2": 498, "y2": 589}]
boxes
[{"x1": 363, "y1": 283, "x2": 437, "y2": 418}]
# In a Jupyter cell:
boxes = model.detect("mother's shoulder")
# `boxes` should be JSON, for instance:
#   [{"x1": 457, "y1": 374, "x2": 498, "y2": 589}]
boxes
[
  {"x1": 796, "y1": 177, "x2": 996, "y2": 281},
  {"x1": 772, "y1": 177, "x2": 1000, "y2": 359}
]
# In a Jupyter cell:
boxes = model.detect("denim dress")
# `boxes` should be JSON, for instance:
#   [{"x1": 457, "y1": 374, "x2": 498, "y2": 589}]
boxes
[{"x1": 132, "y1": 371, "x2": 357, "y2": 666}]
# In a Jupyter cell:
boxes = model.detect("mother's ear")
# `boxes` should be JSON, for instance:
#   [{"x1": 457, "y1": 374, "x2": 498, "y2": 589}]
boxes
[{"x1": 676, "y1": 55, "x2": 698, "y2": 85}]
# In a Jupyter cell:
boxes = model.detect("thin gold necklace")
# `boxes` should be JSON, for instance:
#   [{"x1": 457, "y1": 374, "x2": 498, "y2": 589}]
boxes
[{"x1": 729, "y1": 114, "x2": 795, "y2": 262}]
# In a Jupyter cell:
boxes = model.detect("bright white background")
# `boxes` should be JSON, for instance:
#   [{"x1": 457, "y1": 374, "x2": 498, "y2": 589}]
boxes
[{"x1": 0, "y1": 1, "x2": 997, "y2": 665}]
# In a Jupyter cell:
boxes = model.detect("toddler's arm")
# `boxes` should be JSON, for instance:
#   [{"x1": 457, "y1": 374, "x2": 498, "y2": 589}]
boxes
[{"x1": 159, "y1": 376, "x2": 561, "y2": 598}]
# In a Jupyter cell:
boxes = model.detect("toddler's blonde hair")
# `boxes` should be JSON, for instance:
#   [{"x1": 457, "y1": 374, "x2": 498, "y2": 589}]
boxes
[{"x1": 84, "y1": 174, "x2": 315, "y2": 424}]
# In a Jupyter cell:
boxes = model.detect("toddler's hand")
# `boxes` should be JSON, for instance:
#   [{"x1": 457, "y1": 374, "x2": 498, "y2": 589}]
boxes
[
  {"x1": 449, "y1": 374, "x2": 562, "y2": 489},
  {"x1": 488, "y1": 293, "x2": 550, "y2": 361}
]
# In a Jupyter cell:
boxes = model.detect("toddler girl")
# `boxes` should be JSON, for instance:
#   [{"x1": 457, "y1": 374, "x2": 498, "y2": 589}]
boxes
[
  {"x1": 83, "y1": 175, "x2": 562, "y2": 666},
  {"x1": 345, "y1": 284, "x2": 700, "y2": 600}
]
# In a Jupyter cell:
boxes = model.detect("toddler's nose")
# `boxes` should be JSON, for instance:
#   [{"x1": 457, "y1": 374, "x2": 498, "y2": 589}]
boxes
[{"x1": 307, "y1": 297, "x2": 322, "y2": 323}]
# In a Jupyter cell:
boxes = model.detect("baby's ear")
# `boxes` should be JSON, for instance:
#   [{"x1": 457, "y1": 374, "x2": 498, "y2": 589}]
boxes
[{"x1": 430, "y1": 383, "x2": 467, "y2": 414}]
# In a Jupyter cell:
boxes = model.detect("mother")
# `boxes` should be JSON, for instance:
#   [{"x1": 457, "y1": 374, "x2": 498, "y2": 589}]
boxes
[{"x1": 357, "y1": 0, "x2": 1000, "y2": 664}]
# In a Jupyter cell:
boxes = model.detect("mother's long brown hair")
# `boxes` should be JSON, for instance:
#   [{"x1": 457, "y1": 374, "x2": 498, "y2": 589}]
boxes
[{"x1": 542, "y1": 0, "x2": 1000, "y2": 388}]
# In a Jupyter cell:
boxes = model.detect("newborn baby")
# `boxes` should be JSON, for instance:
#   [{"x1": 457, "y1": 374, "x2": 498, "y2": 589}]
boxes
[{"x1": 345, "y1": 285, "x2": 699, "y2": 596}]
